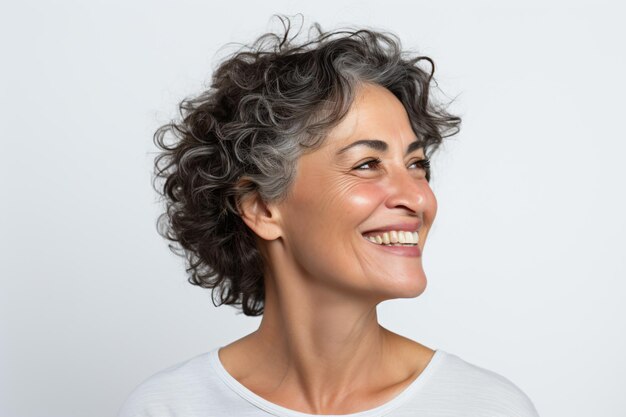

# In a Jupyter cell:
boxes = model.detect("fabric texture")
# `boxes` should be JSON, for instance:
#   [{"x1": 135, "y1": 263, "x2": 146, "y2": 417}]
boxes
[{"x1": 117, "y1": 346, "x2": 541, "y2": 417}]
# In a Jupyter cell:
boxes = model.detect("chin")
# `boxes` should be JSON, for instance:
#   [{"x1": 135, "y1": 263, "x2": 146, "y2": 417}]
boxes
[
  {"x1": 402, "y1": 275, "x2": 428, "y2": 298},
  {"x1": 376, "y1": 272, "x2": 428, "y2": 301}
]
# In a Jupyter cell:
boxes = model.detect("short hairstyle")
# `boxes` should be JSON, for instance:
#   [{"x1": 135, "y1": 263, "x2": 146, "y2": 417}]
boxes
[{"x1": 153, "y1": 14, "x2": 462, "y2": 316}]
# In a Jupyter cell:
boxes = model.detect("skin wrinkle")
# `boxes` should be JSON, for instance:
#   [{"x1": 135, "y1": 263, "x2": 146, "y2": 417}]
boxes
[{"x1": 224, "y1": 83, "x2": 437, "y2": 414}]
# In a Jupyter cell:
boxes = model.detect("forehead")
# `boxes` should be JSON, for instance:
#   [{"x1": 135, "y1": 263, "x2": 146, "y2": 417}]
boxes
[{"x1": 323, "y1": 83, "x2": 421, "y2": 155}]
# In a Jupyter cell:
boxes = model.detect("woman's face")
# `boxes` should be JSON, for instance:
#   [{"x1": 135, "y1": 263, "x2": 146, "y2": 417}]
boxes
[{"x1": 274, "y1": 83, "x2": 437, "y2": 301}]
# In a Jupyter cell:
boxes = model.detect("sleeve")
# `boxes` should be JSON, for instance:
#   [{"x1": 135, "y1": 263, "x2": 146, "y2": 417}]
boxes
[
  {"x1": 464, "y1": 359, "x2": 542, "y2": 417},
  {"x1": 116, "y1": 376, "x2": 193, "y2": 417},
  {"x1": 488, "y1": 372, "x2": 542, "y2": 417},
  {"x1": 116, "y1": 382, "x2": 173, "y2": 417},
  {"x1": 509, "y1": 386, "x2": 541, "y2": 417},
  {"x1": 116, "y1": 357, "x2": 211, "y2": 417}
]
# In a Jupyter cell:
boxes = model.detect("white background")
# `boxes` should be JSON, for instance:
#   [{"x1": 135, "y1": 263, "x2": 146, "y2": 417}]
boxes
[{"x1": 1, "y1": 1, "x2": 624, "y2": 416}]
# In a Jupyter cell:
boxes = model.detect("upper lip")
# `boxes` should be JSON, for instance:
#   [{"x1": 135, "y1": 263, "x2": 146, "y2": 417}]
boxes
[{"x1": 361, "y1": 221, "x2": 422, "y2": 235}]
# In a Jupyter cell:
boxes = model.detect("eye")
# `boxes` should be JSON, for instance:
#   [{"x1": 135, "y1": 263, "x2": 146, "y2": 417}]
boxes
[
  {"x1": 354, "y1": 157, "x2": 431, "y2": 173},
  {"x1": 411, "y1": 157, "x2": 431, "y2": 182},
  {"x1": 409, "y1": 157, "x2": 431, "y2": 173},
  {"x1": 353, "y1": 158, "x2": 382, "y2": 170}
]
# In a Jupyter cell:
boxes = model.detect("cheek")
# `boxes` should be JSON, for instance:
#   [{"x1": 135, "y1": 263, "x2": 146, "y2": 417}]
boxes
[
  {"x1": 288, "y1": 175, "x2": 386, "y2": 231},
  {"x1": 424, "y1": 187, "x2": 437, "y2": 223},
  {"x1": 418, "y1": 187, "x2": 437, "y2": 244},
  {"x1": 282, "y1": 183, "x2": 388, "y2": 286},
  {"x1": 335, "y1": 183, "x2": 388, "y2": 220},
  {"x1": 282, "y1": 179, "x2": 386, "y2": 261}
]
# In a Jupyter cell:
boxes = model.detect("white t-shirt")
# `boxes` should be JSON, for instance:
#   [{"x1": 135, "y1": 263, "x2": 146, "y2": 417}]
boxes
[{"x1": 118, "y1": 346, "x2": 541, "y2": 417}]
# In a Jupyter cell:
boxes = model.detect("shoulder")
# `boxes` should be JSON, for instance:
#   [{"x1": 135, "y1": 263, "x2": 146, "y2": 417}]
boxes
[
  {"x1": 117, "y1": 351, "x2": 215, "y2": 417},
  {"x1": 430, "y1": 350, "x2": 541, "y2": 417}
]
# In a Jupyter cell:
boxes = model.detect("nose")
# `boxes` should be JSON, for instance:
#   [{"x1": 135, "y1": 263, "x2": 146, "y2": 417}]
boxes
[{"x1": 383, "y1": 166, "x2": 430, "y2": 214}]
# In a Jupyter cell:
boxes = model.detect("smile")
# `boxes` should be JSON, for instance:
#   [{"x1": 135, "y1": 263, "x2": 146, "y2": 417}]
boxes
[
  {"x1": 361, "y1": 230, "x2": 419, "y2": 246},
  {"x1": 360, "y1": 232, "x2": 422, "y2": 257}
]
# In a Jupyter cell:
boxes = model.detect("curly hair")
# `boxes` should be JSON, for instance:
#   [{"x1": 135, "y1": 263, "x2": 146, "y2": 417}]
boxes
[{"x1": 152, "y1": 14, "x2": 462, "y2": 317}]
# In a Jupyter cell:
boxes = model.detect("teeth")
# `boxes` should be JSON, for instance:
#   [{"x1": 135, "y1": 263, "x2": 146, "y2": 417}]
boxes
[{"x1": 364, "y1": 230, "x2": 420, "y2": 246}]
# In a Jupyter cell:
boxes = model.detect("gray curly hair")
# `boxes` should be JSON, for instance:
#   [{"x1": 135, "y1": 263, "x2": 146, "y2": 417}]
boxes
[{"x1": 152, "y1": 14, "x2": 462, "y2": 316}]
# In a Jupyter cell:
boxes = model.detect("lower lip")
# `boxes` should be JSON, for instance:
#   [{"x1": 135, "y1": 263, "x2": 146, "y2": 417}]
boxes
[{"x1": 362, "y1": 236, "x2": 422, "y2": 257}]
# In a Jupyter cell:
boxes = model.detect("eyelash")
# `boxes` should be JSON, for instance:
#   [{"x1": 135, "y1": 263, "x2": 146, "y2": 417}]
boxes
[{"x1": 354, "y1": 157, "x2": 431, "y2": 173}]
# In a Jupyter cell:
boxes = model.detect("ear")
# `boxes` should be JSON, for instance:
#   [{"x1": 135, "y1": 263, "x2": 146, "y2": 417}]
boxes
[{"x1": 236, "y1": 188, "x2": 282, "y2": 241}]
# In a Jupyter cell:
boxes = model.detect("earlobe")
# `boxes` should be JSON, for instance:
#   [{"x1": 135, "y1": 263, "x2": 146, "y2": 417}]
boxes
[{"x1": 237, "y1": 191, "x2": 282, "y2": 241}]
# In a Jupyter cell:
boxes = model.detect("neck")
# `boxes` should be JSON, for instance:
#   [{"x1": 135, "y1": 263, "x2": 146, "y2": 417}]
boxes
[
  {"x1": 259, "y1": 280, "x2": 390, "y2": 384},
  {"x1": 244, "y1": 262, "x2": 406, "y2": 411}
]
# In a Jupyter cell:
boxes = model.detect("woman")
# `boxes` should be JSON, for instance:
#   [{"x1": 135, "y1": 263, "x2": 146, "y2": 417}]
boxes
[{"x1": 119, "y1": 15, "x2": 541, "y2": 417}]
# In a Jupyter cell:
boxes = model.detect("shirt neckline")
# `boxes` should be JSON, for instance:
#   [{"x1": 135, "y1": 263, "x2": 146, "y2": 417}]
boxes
[{"x1": 208, "y1": 345, "x2": 445, "y2": 417}]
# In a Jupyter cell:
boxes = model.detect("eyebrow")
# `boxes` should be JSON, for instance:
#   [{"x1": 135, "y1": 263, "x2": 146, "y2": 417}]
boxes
[{"x1": 335, "y1": 139, "x2": 423, "y2": 157}]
